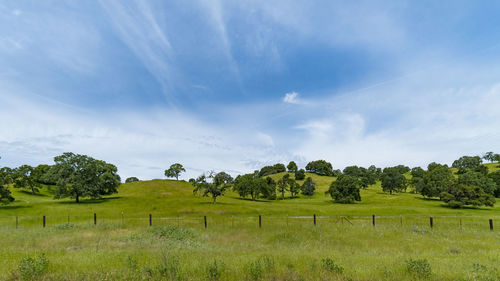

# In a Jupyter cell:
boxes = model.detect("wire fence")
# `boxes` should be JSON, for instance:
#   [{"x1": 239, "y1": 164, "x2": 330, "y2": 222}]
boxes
[{"x1": 0, "y1": 213, "x2": 498, "y2": 231}]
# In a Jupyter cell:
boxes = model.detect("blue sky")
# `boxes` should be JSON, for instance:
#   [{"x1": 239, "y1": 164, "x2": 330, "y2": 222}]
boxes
[{"x1": 1, "y1": 1, "x2": 500, "y2": 180}]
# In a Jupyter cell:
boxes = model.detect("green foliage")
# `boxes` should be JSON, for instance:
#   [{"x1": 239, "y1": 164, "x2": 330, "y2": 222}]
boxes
[
  {"x1": 165, "y1": 163, "x2": 186, "y2": 180},
  {"x1": 244, "y1": 256, "x2": 275, "y2": 281},
  {"x1": 18, "y1": 253, "x2": 49, "y2": 281},
  {"x1": 31, "y1": 164, "x2": 52, "y2": 185},
  {"x1": 381, "y1": 167, "x2": 407, "y2": 195},
  {"x1": 277, "y1": 174, "x2": 290, "y2": 199},
  {"x1": 405, "y1": 258, "x2": 431, "y2": 279},
  {"x1": 125, "y1": 177, "x2": 140, "y2": 183},
  {"x1": 13, "y1": 165, "x2": 38, "y2": 195},
  {"x1": 301, "y1": 177, "x2": 316, "y2": 197},
  {"x1": 327, "y1": 174, "x2": 361, "y2": 203},
  {"x1": 440, "y1": 183, "x2": 495, "y2": 208},
  {"x1": 419, "y1": 163, "x2": 455, "y2": 198},
  {"x1": 452, "y1": 156, "x2": 483, "y2": 174},
  {"x1": 458, "y1": 171, "x2": 497, "y2": 195},
  {"x1": 287, "y1": 161, "x2": 298, "y2": 173},
  {"x1": 321, "y1": 258, "x2": 344, "y2": 274},
  {"x1": 192, "y1": 171, "x2": 233, "y2": 204},
  {"x1": 0, "y1": 184, "x2": 14, "y2": 204},
  {"x1": 487, "y1": 171, "x2": 500, "y2": 197},
  {"x1": 343, "y1": 165, "x2": 377, "y2": 188},
  {"x1": 233, "y1": 173, "x2": 270, "y2": 200},
  {"x1": 258, "y1": 163, "x2": 286, "y2": 177},
  {"x1": 305, "y1": 160, "x2": 333, "y2": 176},
  {"x1": 0, "y1": 160, "x2": 14, "y2": 204},
  {"x1": 483, "y1": 151, "x2": 496, "y2": 162},
  {"x1": 51, "y1": 153, "x2": 121, "y2": 203},
  {"x1": 288, "y1": 179, "x2": 301, "y2": 197},
  {"x1": 294, "y1": 169, "x2": 305, "y2": 180}
]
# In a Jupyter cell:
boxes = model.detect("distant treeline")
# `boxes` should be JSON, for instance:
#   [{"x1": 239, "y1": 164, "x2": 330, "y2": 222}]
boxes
[{"x1": 2, "y1": 152, "x2": 500, "y2": 208}]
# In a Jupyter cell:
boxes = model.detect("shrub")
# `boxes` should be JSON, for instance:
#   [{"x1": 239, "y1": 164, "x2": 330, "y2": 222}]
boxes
[
  {"x1": 321, "y1": 258, "x2": 344, "y2": 274},
  {"x1": 156, "y1": 254, "x2": 182, "y2": 280},
  {"x1": 125, "y1": 177, "x2": 140, "y2": 183},
  {"x1": 244, "y1": 256, "x2": 275, "y2": 280},
  {"x1": 18, "y1": 253, "x2": 49, "y2": 281},
  {"x1": 405, "y1": 258, "x2": 432, "y2": 279},
  {"x1": 205, "y1": 259, "x2": 223, "y2": 281}
]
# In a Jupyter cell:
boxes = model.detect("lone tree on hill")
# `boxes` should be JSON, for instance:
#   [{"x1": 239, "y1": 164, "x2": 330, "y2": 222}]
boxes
[
  {"x1": 51, "y1": 153, "x2": 121, "y2": 203},
  {"x1": 301, "y1": 177, "x2": 316, "y2": 197},
  {"x1": 192, "y1": 171, "x2": 233, "y2": 204},
  {"x1": 165, "y1": 163, "x2": 185, "y2": 180},
  {"x1": 327, "y1": 174, "x2": 361, "y2": 203},
  {"x1": 381, "y1": 166, "x2": 407, "y2": 195},
  {"x1": 287, "y1": 161, "x2": 298, "y2": 173}
]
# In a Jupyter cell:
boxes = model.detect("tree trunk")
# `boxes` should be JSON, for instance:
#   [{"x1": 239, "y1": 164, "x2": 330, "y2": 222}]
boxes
[
  {"x1": 282, "y1": 190, "x2": 284, "y2": 200},
  {"x1": 390, "y1": 190, "x2": 392, "y2": 195},
  {"x1": 31, "y1": 187, "x2": 34, "y2": 195},
  {"x1": 212, "y1": 196, "x2": 217, "y2": 204},
  {"x1": 76, "y1": 194, "x2": 80, "y2": 203},
  {"x1": 251, "y1": 192, "x2": 255, "y2": 201},
  {"x1": 176, "y1": 175, "x2": 179, "y2": 180}
]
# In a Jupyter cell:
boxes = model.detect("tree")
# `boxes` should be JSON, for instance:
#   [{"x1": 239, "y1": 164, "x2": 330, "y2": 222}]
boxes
[
  {"x1": 452, "y1": 156, "x2": 483, "y2": 174},
  {"x1": 262, "y1": 177, "x2": 277, "y2": 200},
  {"x1": 301, "y1": 177, "x2": 316, "y2": 197},
  {"x1": 258, "y1": 163, "x2": 286, "y2": 177},
  {"x1": 125, "y1": 177, "x2": 140, "y2": 183},
  {"x1": 51, "y1": 153, "x2": 121, "y2": 203},
  {"x1": 31, "y1": 164, "x2": 51, "y2": 185},
  {"x1": 440, "y1": 183, "x2": 495, "y2": 208},
  {"x1": 192, "y1": 171, "x2": 233, "y2": 204},
  {"x1": 488, "y1": 171, "x2": 500, "y2": 197},
  {"x1": 295, "y1": 169, "x2": 306, "y2": 180},
  {"x1": 13, "y1": 165, "x2": 38, "y2": 195},
  {"x1": 409, "y1": 167, "x2": 425, "y2": 193},
  {"x1": 277, "y1": 174, "x2": 290, "y2": 199},
  {"x1": 343, "y1": 166, "x2": 376, "y2": 189},
  {"x1": 164, "y1": 163, "x2": 185, "y2": 180},
  {"x1": 305, "y1": 160, "x2": 333, "y2": 176},
  {"x1": 0, "y1": 159, "x2": 14, "y2": 204},
  {"x1": 458, "y1": 171, "x2": 497, "y2": 195},
  {"x1": 483, "y1": 152, "x2": 496, "y2": 163},
  {"x1": 419, "y1": 163, "x2": 455, "y2": 198},
  {"x1": 233, "y1": 173, "x2": 267, "y2": 201},
  {"x1": 327, "y1": 174, "x2": 361, "y2": 203},
  {"x1": 288, "y1": 179, "x2": 301, "y2": 197},
  {"x1": 381, "y1": 167, "x2": 407, "y2": 195},
  {"x1": 287, "y1": 161, "x2": 298, "y2": 173}
]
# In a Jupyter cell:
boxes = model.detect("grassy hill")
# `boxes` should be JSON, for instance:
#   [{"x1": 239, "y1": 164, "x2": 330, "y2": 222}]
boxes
[{"x1": 2, "y1": 165, "x2": 500, "y2": 227}]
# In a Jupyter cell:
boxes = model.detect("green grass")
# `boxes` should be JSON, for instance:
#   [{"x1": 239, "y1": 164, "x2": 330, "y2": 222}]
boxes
[{"x1": 1, "y1": 164, "x2": 499, "y2": 280}]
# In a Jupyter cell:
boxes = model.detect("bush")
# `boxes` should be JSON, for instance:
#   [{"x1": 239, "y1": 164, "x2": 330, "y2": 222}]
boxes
[
  {"x1": 405, "y1": 258, "x2": 432, "y2": 279},
  {"x1": 205, "y1": 259, "x2": 224, "y2": 281},
  {"x1": 295, "y1": 169, "x2": 305, "y2": 180},
  {"x1": 321, "y1": 258, "x2": 344, "y2": 274},
  {"x1": 18, "y1": 253, "x2": 49, "y2": 280},
  {"x1": 125, "y1": 177, "x2": 140, "y2": 183}
]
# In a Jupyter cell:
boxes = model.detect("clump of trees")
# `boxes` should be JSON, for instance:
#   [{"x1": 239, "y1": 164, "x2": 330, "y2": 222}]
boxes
[
  {"x1": 191, "y1": 171, "x2": 233, "y2": 204},
  {"x1": 294, "y1": 169, "x2": 305, "y2": 180},
  {"x1": 233, "y1": 173, "x2": 276, "y2": 200},
  {"x1": 258, "y1": 163, "x2": 286, "y2": 177},
  {"x1": 0, "y1": 158, "x2": 14, "y2": 204},
  {"x1": 305, "y1": 160, "x2": 334, "y2": 176},
  {"x1": 165, "y1": 163, "x2": 185, "y2": 180},
  {"x1": 125, "y1": 177, "x2": 140, "y2": 183},
  {"x1": 381, "y1": 166, "x2": 409, "y2": 194}
]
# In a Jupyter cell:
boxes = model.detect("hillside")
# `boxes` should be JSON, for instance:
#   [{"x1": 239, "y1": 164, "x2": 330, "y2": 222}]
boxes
[{"x1": 2, "y1": 165, "x2": 500, "y2": 226}]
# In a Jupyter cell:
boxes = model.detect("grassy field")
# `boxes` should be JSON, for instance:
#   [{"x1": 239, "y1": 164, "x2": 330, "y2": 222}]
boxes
[{"x1": 1, "y1": 164, "x2": 500, "y2": 280}]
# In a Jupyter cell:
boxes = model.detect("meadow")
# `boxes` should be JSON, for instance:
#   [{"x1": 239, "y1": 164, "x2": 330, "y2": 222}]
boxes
[{"x1": 1, "y1": 165, "x2": 500, "y2": 280}]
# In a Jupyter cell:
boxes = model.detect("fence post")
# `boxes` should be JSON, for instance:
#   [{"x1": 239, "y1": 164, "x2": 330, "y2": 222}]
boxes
[
  {"x1": 43, "y1": 215, "x2": 46, "y2": 228},
  {"x1": 259, "y1": 215, "x2": 262, "y2": 228},
  {"x1": 430, "y1": 216, "x2": 433, "y2": 229},
  {"x1": 489, "y1": 219, "x2": 493, "y2": 231},
  {"x1": 94, "y1": 213, "x2": 97, "y2": 225},
  {"x1": 372, "y1": 214, "x2": 375, "y2": 227},
  {"x1": 121, "y1": 212, "x2": 124, "y2": 225},
  {"x1": 149, "y1": 214, "x2": 152, "y2": 227},
  {"x1": 204, "y1": 216, "x2": 207, "y2": 229},
  {"x1": 459, "y1": 217, "x2": 462, "y2": 229},
  {"x1": 400, "y1": 216, "x2": 403, "y2": 227},
  {"x1": 313, "y1": 214, "x2": 316, "y2": 226}
]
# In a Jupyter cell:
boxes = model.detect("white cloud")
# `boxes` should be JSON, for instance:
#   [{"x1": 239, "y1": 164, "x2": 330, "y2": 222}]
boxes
[{"x1": 283, "y1": 91, "x2": 300, "y2": 104}]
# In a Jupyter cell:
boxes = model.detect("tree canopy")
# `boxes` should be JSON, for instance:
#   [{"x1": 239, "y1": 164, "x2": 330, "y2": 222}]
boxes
[
  {"x1": 287, "y1": 161, "x2": 298, "y2": 173},
  {"x1": 381, "y1": 167, "x2": 407, "y2": 194},
  {"x1": 305, "y1": 160, "x2": 333, "y2": 176},
  {"x1": 0, "y1": 158, "x2": 14, "y2": 204},
  {"x1": 452, "y1": 156, "x2": 483, "y2": 174},
  {"x1": 295, "y1": 169, "x2": 306, "y2": 180},
  {"x1": 301, "y1": 177, "x2": 316, "y2": 197},
  {"x1": 125, "y1": 177, "x2": 140, "y2": 183},
  {"x1": 51, "y1": 153, "x2": 121, "y2": 203},
  {"x1": 440, "y1": 183, "x2": 495, "y2": 208},
  {"x1": 327, "y1": 174, "x2": 361, "y2": 203},
  {"x1": 258, "y1": 163, "x2": 286, "y2": 177},
  {"x1": 164, "y1": 163, "x2": 186, "y2": 180},
  {"x1": 192, "y1": 171, "x2": 233, "y2": 204}
]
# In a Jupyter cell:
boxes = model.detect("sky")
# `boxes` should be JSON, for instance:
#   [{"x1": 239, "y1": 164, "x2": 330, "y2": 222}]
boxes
[{"x1": 1, "y1": 0, "x2": 500, "y2": 180}]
